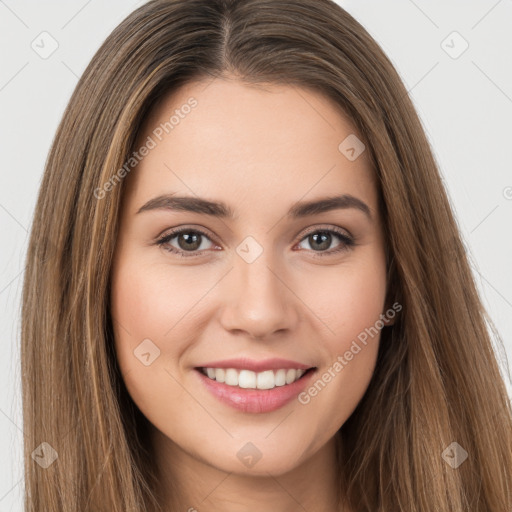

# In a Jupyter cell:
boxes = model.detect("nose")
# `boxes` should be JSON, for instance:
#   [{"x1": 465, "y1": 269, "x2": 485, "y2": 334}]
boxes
[{"x1": 218, "y1": 248, "x2": 300, "y2": 339}]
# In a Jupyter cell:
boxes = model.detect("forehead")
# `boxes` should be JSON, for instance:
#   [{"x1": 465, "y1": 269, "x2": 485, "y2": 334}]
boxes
[{"x1": 125, "y1": 78, "x2": 377, "y2": 217}]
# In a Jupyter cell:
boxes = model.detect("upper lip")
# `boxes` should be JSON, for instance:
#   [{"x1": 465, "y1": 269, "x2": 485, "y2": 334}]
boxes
[{"x1": 196, "y1": 357, "x2": 315, "y2": 373}]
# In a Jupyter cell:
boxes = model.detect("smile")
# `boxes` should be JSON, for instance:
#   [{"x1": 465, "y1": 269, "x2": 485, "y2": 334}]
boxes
[
  {"x1": 195, "y1": 365, "x2": 317, "y2": 413},
  {"x1": 199, "y1": 367, "x2": 310, "y2": 390}
]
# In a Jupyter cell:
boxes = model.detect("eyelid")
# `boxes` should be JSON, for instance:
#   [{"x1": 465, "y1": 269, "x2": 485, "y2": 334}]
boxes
[
  {"x1": 155, "y1": 225, "x2": 220, "y2": 257},
  {"x1": 293, "y1": 224, "x2": 355, "y2": 257},
  {"x1": 155, "y1": 223, "x2": 355, "y2": 258},
  {"x1": 155, "y1": 223, "x2": 218, "y2": 242},
  {"x1": 295, "y1": 223, "x2": 353, "y2": 241}
]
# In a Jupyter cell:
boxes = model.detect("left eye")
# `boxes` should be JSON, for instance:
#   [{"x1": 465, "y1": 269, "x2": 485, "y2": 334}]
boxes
[
  {"x1": 156, "y1": 228, "x2": 217, "y2": 257},
  {"x1": 296, "y1": 229, "x2": 354, "y2": 254},
  {"x1": 155, "y1": 227, "x2": 355, "y2": 258}
]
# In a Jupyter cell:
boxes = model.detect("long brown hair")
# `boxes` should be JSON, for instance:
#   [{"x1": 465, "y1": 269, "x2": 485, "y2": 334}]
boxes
[{"x1": 21, "y1": 0, "x2": 512, "y2": 510}]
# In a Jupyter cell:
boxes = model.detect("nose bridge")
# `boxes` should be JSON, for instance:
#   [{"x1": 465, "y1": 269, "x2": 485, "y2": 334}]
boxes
[
  {"x1": 219, "y1": 236, "x2": 298, "y2": 336},
  {"x1": 240, "y1": 249, "x2": 280, "y2": 298},
  {"x1": 235, "y1": 233, "x2": 280, "y2": 288}
]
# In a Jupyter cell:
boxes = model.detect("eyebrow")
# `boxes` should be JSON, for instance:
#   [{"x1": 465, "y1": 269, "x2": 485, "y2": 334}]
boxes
[{"x1": 136, "y1": 193, "x2": 373, "y2": 221}]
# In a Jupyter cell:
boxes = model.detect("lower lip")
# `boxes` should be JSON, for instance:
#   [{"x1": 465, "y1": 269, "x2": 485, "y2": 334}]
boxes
[{"x1": 195, "y1": 368, "x2": 317, "y2": 413}]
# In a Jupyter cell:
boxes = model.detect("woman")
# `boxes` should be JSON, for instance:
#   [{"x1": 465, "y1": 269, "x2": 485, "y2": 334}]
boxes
[{"x1": 21, "y1": 0, "x2": 512, "y2": 510}]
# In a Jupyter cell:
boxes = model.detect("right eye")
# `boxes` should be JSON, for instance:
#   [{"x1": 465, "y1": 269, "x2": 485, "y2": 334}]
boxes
[{"x1": 155, "y1": 227, "x2": 220, "y2": 258}]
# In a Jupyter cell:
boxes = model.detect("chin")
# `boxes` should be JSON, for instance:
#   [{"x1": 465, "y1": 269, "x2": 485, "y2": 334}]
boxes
[{"x1": 195, "y1": 436, "x2": 311, "y2": 477}]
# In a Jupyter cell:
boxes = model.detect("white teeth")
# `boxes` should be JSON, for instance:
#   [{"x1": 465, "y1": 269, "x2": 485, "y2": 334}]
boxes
[
  {"x1": 215, "y1": 368, "x2": 225, "y2": 383},
  {"x1": 239, "y1": 370, "x2": 256, "y2": 389},
  {"x1": 285, "y1": 369, "x2": 297, "y2": 384},
  {"x1": 256, "y1": 370, "x2": 274, "y2": 390},
  {"x1": 224, "y1": 368, "x2": 238, "y2": 386},
  {"x1": 201, "y1": 367, "x2": 310, "y2": 389},
  {"x1": 274, "y1": 369, "x2": 286, "y2": 386}
]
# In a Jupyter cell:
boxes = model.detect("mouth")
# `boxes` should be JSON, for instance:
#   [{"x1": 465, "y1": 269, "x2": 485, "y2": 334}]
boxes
[
  {"x1": 196, "y1": 366, "x2": 316, "y2": 390},
  {"x1": 194, "y1": 364, "x2": 318, "y2": 414}
]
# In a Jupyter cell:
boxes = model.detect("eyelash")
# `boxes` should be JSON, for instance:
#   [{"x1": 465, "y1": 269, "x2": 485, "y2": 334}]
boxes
[{"x1": 155, "y1": 226, "x2": 356, "y2": 259}]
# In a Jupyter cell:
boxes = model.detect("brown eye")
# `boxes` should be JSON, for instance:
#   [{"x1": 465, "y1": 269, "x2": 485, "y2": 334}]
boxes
[
  {"x1": 296, "y1": 228, "x2": 355, "y2": 256},
  {"x1": 307, "y1": 232, "x2": 333, "y2": 251},
  {"x1": 156, "y1": 228, "x2": 217, "y2": 257},
  {"x1": 176, "y1": 231, "x2": 202, "y2": 251}
]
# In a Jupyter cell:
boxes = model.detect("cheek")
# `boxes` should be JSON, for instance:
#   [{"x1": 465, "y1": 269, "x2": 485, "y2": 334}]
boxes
[
  {"x1": 294, "y1": 254, "x2": 386, "y2": 418},
  {"x1": 109, "y1": 258, "x2": 195, "y2": 423},
  {"x1": 110, "y1": 256, "x2": 207, "y2": 354},
  {"x1": 109, "y1": 258, "x2": 182, "y2": 384},
  {"x1": 298, "y1": 253, "x2": 387, "y2": 346}
]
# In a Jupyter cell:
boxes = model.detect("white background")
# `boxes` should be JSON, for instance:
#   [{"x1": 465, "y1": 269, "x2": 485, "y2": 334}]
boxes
[{"x1": 1, "y1": 1, "x2": 511, "y2": 509}]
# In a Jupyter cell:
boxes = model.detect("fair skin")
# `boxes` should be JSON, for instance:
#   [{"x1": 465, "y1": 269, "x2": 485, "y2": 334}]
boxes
[{"x1": 110, "y1": 77, "x2": 392, "y2": 511}]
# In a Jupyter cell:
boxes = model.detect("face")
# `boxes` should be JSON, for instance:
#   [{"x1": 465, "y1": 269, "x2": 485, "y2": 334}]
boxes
[{"x1": 110, "y1": 77, "x2": 390, "y2": 479}]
